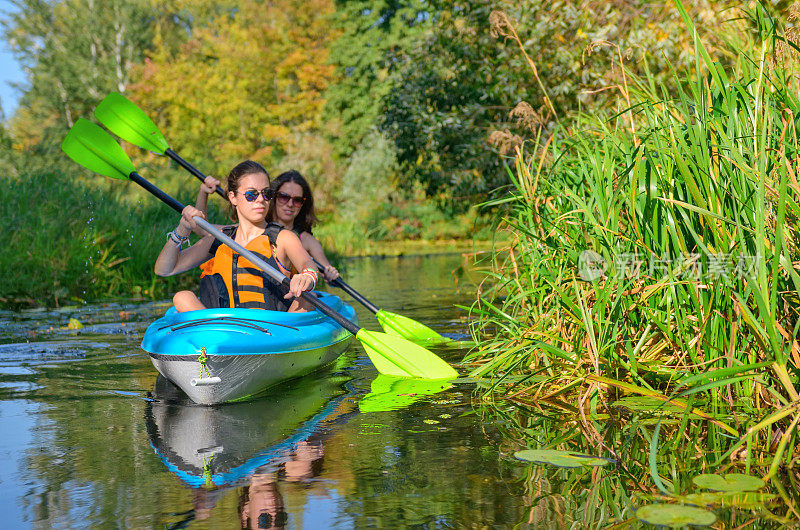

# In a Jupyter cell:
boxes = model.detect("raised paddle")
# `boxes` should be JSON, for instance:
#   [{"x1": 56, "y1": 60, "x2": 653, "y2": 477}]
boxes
[
  {"x1": 94, "y1": 91, "x2": 461, "y2": 347},
  {"x1": 61, "y1": 118, "x2": 457, "y2": 380}
]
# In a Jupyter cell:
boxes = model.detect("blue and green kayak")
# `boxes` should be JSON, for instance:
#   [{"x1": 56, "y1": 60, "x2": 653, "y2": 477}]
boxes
[{"x1": 141, "y1": 291, "x2": 357, "y2": 404}]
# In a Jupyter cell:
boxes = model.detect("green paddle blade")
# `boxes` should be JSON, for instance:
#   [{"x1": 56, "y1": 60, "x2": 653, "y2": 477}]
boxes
[
  {"x1": 94, "y1": 92, "x2": 169, "y2": 154},
  {"x1": 376, "y1": 309, "x2": 459, "y2": 347},
  {"x1": 355, "y1": 328, "x2": 458, "y2": 379},
  {"x1": 359, "y1": 374, "x2": 453, "y2": 412},
  {"x1": 61, "y1": 119, "x2": 135, "y2": 179}
]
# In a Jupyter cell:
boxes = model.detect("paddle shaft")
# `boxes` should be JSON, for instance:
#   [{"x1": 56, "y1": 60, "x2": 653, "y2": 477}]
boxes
[
  {"x1": 164, "y1": 147, "x2": 226, "y2": 198},
  {"x1": 128, "y1": 172, "x2": 361, "y2": 335},
  {"x1": 311, "y1": 257, "x2": 380, "y2": 314}
]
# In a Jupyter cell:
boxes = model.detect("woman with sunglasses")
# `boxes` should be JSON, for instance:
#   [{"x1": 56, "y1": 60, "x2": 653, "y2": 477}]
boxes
[
  {"x1": 267, "y1": 170, "x2": 340, "y2": 282},
  {"x1": 154, "y1": 161, "x2": 318, "y2": 313}
]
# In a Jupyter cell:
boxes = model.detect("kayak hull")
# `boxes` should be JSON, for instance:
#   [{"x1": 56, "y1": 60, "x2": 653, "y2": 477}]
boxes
[{"x1": 141, "y1": 292, "x2": 357, "y2": 404}]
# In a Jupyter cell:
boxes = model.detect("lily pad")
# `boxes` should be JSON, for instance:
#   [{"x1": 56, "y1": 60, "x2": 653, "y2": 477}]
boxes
[
  {"x1": 679, "y1": 491, "x2": 777, "y2": 509},
  {"x1": 513, "y1": 449, "x2": 613, "y2": 468},
  {"x1": 612, "y1": 396, "x2": 706, "y2": 418},
  {"x1": 692, "y1": 473, "x2": 765, "y2": 493},
  {"x1": 635, "y1": 504, "x2": 716, "y2": 527}
]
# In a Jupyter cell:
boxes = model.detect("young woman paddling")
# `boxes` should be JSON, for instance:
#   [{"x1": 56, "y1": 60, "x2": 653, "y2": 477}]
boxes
[
  {"x1": 267, "y1": 170, "x2": 340, "y2": 282},
  {"x1": 154, "y1": 161, "x2": 318, "y2": 313}
]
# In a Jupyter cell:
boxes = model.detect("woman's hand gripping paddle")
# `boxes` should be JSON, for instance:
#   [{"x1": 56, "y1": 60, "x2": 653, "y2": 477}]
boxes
[
  {"x1": 93, "y1": 92, "x2": 464, "y2": 348},
  {"x1": 61, "y1": 118, "x2": 457, "y2": 380}
]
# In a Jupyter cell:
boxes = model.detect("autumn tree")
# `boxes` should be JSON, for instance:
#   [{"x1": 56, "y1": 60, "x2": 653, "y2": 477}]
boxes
[{"x1": 131, "y1": 0, "x2": 338, "y2": 181}]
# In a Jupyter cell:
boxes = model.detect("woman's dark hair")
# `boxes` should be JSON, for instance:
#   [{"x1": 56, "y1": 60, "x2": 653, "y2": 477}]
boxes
[
  {"x1": 226, "y1": 160, "x2": 269, "y2": 222},
  {"x1": 267, "y1": 170, "x2": 318, "y2": 234}
]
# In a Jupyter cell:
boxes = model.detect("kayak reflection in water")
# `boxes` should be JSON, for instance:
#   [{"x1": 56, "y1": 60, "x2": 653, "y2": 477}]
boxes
[{"x1": 153, "y1": 161, "x2": 318, "y2": 313}]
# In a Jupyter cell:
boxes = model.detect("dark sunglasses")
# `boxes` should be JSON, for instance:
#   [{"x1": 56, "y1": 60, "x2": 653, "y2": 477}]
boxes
[
  {"x1": 276, "y1": 190, "x2": 305, "y2": 207},
  {"x1": 242, "y1": 188, "x2": 273, "y2": 202}
]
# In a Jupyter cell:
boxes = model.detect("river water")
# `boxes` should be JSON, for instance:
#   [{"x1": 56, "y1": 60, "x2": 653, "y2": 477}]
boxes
[{"x1": 0, "y1": 253, "x2": 533, "y2": 528}]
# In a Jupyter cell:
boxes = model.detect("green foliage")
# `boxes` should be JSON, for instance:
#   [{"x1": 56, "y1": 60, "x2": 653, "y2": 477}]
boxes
[
  {"x1": 0, "y1": 170, "x2": 200, "y2": 306},
  {"x1": 383, "y1": 0, "x2": 742, "y2": 207},
  {"x1": 323, "y1": 0, "x2": 432, "y2": 158},
  {"x1": 468, "y1": 0, "x2": 800, "y2": 493},
  {"x1": 382, "y1": 0, "x2": 529, "y2": 203}
]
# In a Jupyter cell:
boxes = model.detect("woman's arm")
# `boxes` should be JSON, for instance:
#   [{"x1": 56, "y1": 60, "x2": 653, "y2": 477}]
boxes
[
  {"x1": 277, "y1": 230, "x2": 317, "y2": 298},
  {"x1": 154, "y1": 206, "x2": 215, "y2": 276},
  {"x1": 190, "y1": 176, "x2": 221, "y2": 236},
  {"x1": 301, "y1": 232, "x2": 339, "y2": 281}
]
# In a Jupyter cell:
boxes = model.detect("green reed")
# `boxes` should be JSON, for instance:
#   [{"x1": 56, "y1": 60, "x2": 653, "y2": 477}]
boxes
[{"x1": 467, "y1": 0, "x2": 800, "y2": 511}]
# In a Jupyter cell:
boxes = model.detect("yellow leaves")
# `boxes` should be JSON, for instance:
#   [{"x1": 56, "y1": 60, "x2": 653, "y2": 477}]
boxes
[{"x1": 128, "y1": 0, "x2": 336, "y2": 165}]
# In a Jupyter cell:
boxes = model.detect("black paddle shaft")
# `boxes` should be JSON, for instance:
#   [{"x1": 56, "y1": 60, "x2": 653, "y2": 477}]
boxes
[
  {"x1": 311, "y1": 258, "x2": 380, "y2": 314},
  {"x1": 164, "y1": 148, "x2": 227, "y2": 199},
  {"x1": 127, "y1": 171, "x2": 361, "y2": 336}
]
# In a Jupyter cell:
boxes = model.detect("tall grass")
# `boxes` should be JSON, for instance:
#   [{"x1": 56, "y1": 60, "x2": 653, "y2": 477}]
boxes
[
  {"x1": 0, "y1": 169, "x2": 211, "y2": 307},
  {"x1": 467, "y1": 0, "x2": 800, "y2": 504}
]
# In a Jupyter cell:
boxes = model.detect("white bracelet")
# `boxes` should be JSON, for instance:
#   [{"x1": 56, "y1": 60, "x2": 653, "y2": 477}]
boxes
[
  {"x1": 167, "y1": 230, "x2": 188, "y2": 247},
  {"x1": 300, "y1": 271, "x2": 317, "y2": 290}
]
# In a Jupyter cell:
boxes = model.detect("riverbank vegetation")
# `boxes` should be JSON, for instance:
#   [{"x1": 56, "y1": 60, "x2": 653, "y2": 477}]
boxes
[{"x1": 466, "y1": 1, "x2": 800, "y2": 523}]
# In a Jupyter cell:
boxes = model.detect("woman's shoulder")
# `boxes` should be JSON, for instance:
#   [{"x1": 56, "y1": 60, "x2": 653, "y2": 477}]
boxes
[
  {"x1": 299, "y1": 230, "x2": 319, "y2": 242},
  {"x1": 209, "y1": 224, "x2": 238, "y2": 253}
]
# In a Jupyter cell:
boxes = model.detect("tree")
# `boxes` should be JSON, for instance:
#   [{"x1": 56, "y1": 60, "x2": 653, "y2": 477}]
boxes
[
  {"x1": 382, "y1": 0, "x2": 742, "y2": 208},
  {"x1": 130, "y1": 0, "x2": 338, "y2": 176},
  {"x1": 322, "y1": 0, "x2": 432, "y2": 158},
  {"x1": 381, "y1": 0, "x2": 532, "y2": 206},
  {"x1": 2, "y1": 0, "x2": 154, "y2": 147}
]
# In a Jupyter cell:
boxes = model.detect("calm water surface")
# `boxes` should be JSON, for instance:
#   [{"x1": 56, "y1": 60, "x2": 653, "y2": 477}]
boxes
[{"x1": 0, "y1": 254, "x2": 532, "y2": 528}]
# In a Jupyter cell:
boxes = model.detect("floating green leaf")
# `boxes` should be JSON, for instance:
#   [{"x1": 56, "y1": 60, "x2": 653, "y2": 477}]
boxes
[
  {"x1": 635, "y1": 504, "x2": 716, "y2": 527},
  {"x1": 612, "y1": 396, "x2": 711, "y2": 419},
  {"x1": 513, "y1": 449, "x2": 613, "y2": 468},
  {"x1": 679, "y1": 491, "x2": 777, "y2": 509},
  {"x1": 692, "y1": 473, "x2": 765, "y2": 492}
]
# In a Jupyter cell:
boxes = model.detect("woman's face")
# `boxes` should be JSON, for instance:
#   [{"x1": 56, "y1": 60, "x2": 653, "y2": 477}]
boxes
[
  {"x1": 274, "y1": 181, "x2": 305, "y2": 226},
  {"x1": 229, "y1": 172, "x2": 271, "y2": 224}
]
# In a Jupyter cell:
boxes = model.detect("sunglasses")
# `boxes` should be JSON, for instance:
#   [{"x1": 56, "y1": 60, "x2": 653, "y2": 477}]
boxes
[
  {"x1": 242, "y1": 188, "x2": 273, "y2": 202},
  {"x1": 276, "y1": 190, "x2": 305, "y2": 207}
]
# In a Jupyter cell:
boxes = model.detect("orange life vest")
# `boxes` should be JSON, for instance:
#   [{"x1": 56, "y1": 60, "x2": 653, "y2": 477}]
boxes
[{"x1": 200, "y1": 225, "x2": 290, "y2": 310}]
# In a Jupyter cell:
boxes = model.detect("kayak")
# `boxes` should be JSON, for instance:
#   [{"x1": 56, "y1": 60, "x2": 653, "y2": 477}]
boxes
[{"x1": 140, "y1": 291, "x2": 357, "y2": 405}]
